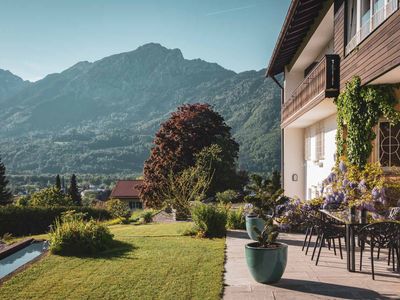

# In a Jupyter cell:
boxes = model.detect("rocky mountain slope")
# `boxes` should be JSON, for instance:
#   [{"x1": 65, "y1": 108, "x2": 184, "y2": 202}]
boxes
[{"x1": 0, "y1": 43, "x2": 281, "y2": 175}]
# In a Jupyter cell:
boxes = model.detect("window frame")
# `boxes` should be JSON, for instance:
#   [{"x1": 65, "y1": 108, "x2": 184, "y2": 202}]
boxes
[
  {"x1": 345, "y1": 0, "x2": 399, "y2": 55},
  {"x1": 377, "y1": 120, "x2": 400, "y2": 168}
]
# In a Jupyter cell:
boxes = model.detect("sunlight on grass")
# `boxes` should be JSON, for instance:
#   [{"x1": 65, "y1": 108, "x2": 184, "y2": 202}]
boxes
[{"x1": 0, "y1": 223, "x2": 224, "y2": 300}]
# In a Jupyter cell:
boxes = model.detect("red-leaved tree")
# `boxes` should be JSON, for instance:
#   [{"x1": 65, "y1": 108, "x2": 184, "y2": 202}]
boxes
[{"x1": 140, "y1": 103, "x2": 247, "y2": 208}]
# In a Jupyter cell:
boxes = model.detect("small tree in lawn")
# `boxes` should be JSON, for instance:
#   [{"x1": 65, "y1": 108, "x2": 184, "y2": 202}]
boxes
[
  {"x1": 0, "y1": 157, "x2": 12, "y2": 206},
  {"x1": 159, "y1": 145, "x2": 219, "y2": 219},
  {"x1": 55, "y1": 174, "x2": 61, "y2": 190},
  {"x1": 106, "y1": 199, "x2": 131, "y2": 224},
  {"x1": 141, "y1": 103, "x2": 247, "y2": 208},
  {"x1": 68, "y1": 174, "x2": 82, "y2": 206}
]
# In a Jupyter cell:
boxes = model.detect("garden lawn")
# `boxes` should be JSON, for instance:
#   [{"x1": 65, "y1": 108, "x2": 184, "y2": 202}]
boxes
[{"x1": 0, "y1": 223, "x2": 225, "y2": 300}]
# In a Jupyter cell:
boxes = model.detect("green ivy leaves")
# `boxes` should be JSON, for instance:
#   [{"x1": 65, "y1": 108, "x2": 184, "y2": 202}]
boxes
[{"x1": 335, "y1": 76, "x2": 400, "y2": 168}]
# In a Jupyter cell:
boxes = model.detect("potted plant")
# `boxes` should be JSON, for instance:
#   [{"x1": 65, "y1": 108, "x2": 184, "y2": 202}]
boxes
[
  {"x1": 245, "y1": 216, "x2": 288, "y2": 284},
  {"x1": 244, "y1": 172, "x2": 286, "y2": 240}
]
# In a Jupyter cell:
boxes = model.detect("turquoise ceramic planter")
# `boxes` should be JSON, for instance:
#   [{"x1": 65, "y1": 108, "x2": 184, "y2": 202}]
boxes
[
  {"x1": 245, "y1": 216, "x2": 265, "y2": 241},
  {"x1": 245, "y1": 242, "x2": 288, "y2": 284}
]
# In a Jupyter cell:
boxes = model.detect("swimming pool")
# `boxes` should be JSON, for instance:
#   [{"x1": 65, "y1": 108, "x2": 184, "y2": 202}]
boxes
[{"x1": 0, "y1": 241, "x2": 48, "y2": 279}]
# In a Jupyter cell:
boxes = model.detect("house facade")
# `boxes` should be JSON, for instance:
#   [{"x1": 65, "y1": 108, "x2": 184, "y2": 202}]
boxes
[
  {"x1": 110, "y1": 180, "x2": 144, "y2": 210},
  {"x1": 267, "y1": 0, "x2": 400, "y2": 200}
]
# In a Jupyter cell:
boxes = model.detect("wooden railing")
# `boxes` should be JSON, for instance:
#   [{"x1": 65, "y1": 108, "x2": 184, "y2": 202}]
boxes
[{"x1": 281, "y1": 55, "x2": 340, "y2": 126}]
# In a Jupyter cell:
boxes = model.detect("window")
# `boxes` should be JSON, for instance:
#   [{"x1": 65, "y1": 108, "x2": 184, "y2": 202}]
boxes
[
  {"x1": 378, "y1": 122, "x2": 400, "y2": 167},
  {"x1": 346, "y1": 0, "x2": 358, "y2": 52},
  {"x1": 129, "y1": 201, "x2": 143, "y2": 210},
  {"x1": 346, "y1": 0, "x2": 399, "y2": 54},
  {"x1": 305, "y1": 128, "x2": 311, "y2": 161},
  {"x1": 316, "y1": 122, "x2": 325, "y2": 161}
]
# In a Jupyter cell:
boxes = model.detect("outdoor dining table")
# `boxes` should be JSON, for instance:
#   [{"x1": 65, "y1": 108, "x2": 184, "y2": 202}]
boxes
[{"x1": 319, "y1": 209, "x2": 387, "y2": 272}]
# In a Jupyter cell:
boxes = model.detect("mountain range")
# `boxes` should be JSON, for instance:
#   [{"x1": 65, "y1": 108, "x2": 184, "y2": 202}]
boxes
[{"x1": 0, "y1": 43, "x2": 281, "y2": 176}]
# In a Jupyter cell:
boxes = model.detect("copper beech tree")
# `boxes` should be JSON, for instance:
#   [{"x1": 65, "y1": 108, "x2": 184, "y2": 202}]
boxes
[{"x1": 140, "y1": 103, "x2": 247, "y2": 208}]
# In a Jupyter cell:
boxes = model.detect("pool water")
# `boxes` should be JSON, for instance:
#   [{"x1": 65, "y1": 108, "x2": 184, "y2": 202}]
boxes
[{"x1": 0, "y1": 241, "x2": 48, "y2": 279}]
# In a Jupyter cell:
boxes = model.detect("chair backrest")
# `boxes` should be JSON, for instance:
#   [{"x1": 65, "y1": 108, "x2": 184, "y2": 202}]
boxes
[{"x1": 359, "y1": 222, "x2": 400, "y2": 248}]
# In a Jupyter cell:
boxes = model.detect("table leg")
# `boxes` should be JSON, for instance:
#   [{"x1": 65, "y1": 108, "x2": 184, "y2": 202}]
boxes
[
  {"x1": 351, "y1": 226, "x2": 356, "y2": 271},
  {"x1": 346, "y1": 224, "x2": 351, "y2": 271}
]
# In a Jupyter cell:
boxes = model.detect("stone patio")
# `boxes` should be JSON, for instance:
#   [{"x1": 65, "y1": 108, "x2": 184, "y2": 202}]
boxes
[{"x1": 223, "y1": 230, "x2": 400, "y2": 300}]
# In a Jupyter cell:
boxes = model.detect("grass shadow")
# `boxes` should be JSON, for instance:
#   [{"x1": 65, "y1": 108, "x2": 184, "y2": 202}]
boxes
[{"x1": 54, "y1": 239, "x2": 136, "y2": 259}]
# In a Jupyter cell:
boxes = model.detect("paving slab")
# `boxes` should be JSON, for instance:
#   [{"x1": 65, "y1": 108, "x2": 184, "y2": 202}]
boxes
[{"x1": 223, "y1": 230, "x2": 400, "y2": 300}]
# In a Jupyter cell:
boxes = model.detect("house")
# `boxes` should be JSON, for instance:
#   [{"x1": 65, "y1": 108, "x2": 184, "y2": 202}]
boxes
[
  {"x1": 110, "y1": 180, "x2": 144, "y2": 210},
  {"x1": 267, "y1": 0, "x2": 400, "y2": 200}
]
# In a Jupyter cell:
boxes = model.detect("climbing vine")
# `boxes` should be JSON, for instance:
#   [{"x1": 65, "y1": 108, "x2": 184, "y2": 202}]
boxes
[{"x1": 335, "y1": 76, "x2": 400, "y2": 168}]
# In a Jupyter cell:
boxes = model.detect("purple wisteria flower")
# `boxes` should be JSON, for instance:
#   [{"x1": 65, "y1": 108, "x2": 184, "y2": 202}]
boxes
[
  {"x1": 326, "y1": 172, "x2": 336, "y2": 184},
  {"x1": 349, "y1": 181, "x2": 358, "y2": 189},
  {"x1": 323, "y1": 191, "x2": 345, "y2": 209},
  {"x1": 359, "y1": 201, "x2": 376, "y2": 212},
  {"x1": 358, "y1": 180, "x2": 367, "y2": 192},
  {"x1": 339, "y1": 161, "x2": 347, "y2": 173},
  {"x1": 342, "y1": 179, "x2": 349, "y2": 188},
  {"x1": 278, "y1": 223, "x2": 291, "y2": 231},
  {"x1": 371, "y1": 187, "x2": 381, "y2": 200}
]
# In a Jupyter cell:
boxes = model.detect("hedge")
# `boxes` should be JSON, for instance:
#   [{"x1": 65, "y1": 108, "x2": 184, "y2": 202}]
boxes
[{"x1": 0, "y1": 206, "x2": 112, "y2": 237}]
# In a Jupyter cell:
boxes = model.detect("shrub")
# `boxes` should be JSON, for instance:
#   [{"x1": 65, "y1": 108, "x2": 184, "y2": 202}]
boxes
[
  {"x1": 0, "y1": 206, "x2": 112, "y2": 236},
  {"x1": 216, "y1": 190, "x2": 237, "y2": 204},
  {"x1": 191, "y1": 203, "x2": 227, "y2": 238},
  {"x1": 49, "y1": 211, "x2": 114, "y2": 256},
  {"x1": 141, "y1": 210, "x2": 154, "y2": 224},
  {"x1": 14, "y1": 195, "x2": 30, "y2": 207},
  {"x1": 227, "y1": 207, "x2": 245, "y2": 229},
  {"x1": 30, "y1": 187, "x2": 73, "y2": 207},
  {"x1": 106, "y1": 199, "x2": 131, "y2": 223}
]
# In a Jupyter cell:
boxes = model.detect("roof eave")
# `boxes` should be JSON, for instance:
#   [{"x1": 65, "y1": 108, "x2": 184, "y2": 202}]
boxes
[{"x1": 266, "y1": 0, "x2": 300, "y2": 77}]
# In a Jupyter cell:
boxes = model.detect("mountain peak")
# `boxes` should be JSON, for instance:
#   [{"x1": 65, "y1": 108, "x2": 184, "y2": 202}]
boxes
[
  {"x1": 0, "y1": 68, "x2": 29, "y2": 101},
  {"x1": 130, "y1": 43, "x2": 183, "y2": 60},
  {"x1": 0, "y1": 68, "x2": 25, "y2": 82}
]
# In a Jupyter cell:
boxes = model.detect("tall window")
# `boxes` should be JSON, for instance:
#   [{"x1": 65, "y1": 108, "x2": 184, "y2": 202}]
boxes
[
  {"x1": 379, "y1": 122, "x2": 400, "y2": 167},
  {"x1": 316, "y1": 122, "x2": 325, "y2": 161},
  {"x1": 346, "y1": 0, "x2": 399, "y2": 54},
  {"x1": 304, "y1": 128, "x2": 311, "y2": 161},
  {"x1": 346, "y1": 0, "x2": 358, "y2": 52}
]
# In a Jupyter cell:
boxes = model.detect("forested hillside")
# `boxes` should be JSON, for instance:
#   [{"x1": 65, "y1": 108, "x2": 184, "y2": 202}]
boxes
[{"x1": 0, "y1": 43, "x2": 281, "y2": 176}]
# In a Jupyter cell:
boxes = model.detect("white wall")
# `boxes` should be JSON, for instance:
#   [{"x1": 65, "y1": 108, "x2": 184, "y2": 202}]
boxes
[
  {"x1": 305, "y1": 114, "x2": 337, "y2": 199},
  {"x1": 283, "y1": 128, "x2": 305, "y2": 199},
  {"x1": 284, "y1": 68, "x2": 303, "y2": 103}
]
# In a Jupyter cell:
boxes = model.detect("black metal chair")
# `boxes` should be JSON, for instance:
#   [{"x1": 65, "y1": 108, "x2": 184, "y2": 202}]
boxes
[
  {"x1": 311, "y1": 217, "x2": 346, "y2": 266},
  {"x1": 358, "y1": 222, "x2": 400, "y2": 280},
  {"x1": 302, "y1": 211, "x2": 321, "y2": 255}
]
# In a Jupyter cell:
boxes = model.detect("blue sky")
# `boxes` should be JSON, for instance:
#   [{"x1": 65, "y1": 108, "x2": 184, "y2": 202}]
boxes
[{"x1": 0, "y1": 0, "x2": 290, "y2": 81}]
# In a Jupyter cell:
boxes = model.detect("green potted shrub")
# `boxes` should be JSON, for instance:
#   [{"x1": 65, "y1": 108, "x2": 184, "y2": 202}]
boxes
[
  {"x1": 245, "y1": 217, "x2": 288, "y2": 283},
  {"x1": 244, "y1": 172, "x2": 286, "y2": 240}
]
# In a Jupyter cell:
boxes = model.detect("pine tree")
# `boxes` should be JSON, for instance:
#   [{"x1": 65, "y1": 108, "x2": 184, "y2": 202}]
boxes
[
  {"x1": 68, "y1": 174, "x2": 82, "y2": 206},
  {"x1": 0, "y1": 157, "x2": 12, "y2": 206},
  {"x1": 55, "y1": 174, "x2": 61, "y2": 190}
]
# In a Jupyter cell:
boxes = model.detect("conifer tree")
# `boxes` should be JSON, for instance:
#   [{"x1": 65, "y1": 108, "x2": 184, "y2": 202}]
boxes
[
  {"x1": 68, "y1": 174, "x2": 82, "y2": 206},
  {"x1": 0, "y1": 157, "x2": 12, "y2": 206},
  {"x1": 55, "y1": 174, "x2": 61, "y2": 190}
]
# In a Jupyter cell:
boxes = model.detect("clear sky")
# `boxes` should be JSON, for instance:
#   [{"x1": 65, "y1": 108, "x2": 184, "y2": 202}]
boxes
[{"x1": 0, "y1": 0, "x2": 291, "y2": 81}]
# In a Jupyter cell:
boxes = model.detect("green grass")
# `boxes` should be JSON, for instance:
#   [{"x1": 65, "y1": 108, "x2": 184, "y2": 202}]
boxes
[{"x1": 0, "y1": 223, "x2": 225, "y2": 300}]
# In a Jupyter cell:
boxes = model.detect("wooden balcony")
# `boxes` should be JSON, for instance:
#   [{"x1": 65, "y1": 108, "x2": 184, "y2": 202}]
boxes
[{"x1": 281, "y1": 55, "x2": 340, "y2": 127}]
